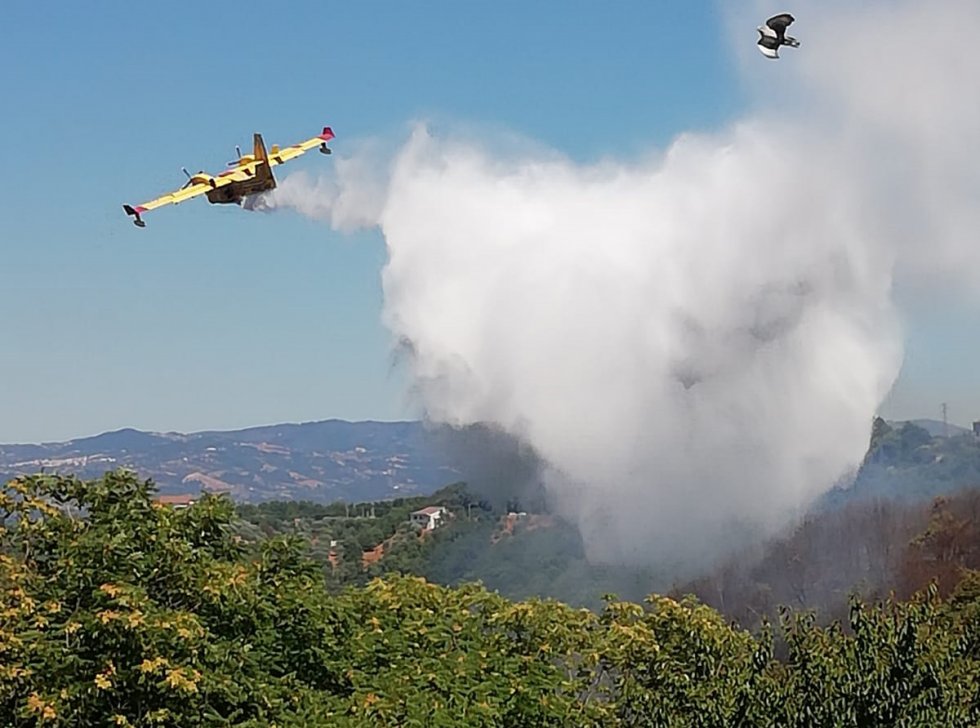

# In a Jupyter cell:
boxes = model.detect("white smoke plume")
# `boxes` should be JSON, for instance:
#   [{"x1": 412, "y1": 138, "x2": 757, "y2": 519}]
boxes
[{"x1": 253, "y1": 0, "x2": 980, "y2": 570}]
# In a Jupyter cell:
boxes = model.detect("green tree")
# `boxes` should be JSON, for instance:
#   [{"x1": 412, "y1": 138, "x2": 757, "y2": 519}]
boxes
[
  {"x1": 0, "y1": 471, "x2": 349, "y2": 725},
  {"x1": 6, "y1": 470, "x2": 980, "y2": 727}
]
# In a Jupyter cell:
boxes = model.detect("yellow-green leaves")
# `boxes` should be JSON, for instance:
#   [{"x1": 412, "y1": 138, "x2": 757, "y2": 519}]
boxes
[{"x1": 5, "y1": 471, "x2": 980, "y2": 727}]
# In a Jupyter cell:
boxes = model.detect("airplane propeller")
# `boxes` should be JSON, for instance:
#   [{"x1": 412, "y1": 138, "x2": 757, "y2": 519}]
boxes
[
  {"x1": 227, "y1": 145, "x2": 242, "y2": 166},
  {"x1": 180, "y1": 167, "x2": 193, "y2": 189}
]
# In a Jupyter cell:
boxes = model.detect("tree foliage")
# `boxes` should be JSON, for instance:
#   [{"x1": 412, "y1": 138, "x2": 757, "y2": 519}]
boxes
[{"x1": 4, "y1": 471, "x2": 980, "y2": 726}]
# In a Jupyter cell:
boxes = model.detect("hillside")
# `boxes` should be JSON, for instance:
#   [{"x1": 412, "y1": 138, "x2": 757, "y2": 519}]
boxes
[
  {"x1": 677, "y1": 419, "x2": 980, "y2": 625},
  {"x1": 823, "y1": 418, "x2": 980, "y2": 507},
  {"x1": 238, "y1": 479, "x2": 980, "y2": 620},
  {"x1": 0, "y1": 420, "x2": 458, "y2": 503},
  {"x1": 7, "y1": 416, "x2": 980, "y2": 616},
  {"x1": 231, "y1": 418, "x2": 980, "y2": 616},
  {"x1": 238, "y1": 490, "x2": 659, "y2": 609}
]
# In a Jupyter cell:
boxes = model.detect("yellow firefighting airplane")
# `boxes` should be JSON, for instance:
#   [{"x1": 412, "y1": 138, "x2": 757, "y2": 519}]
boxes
[{"x1": 123, "y1": 126, "x2": 334, "y2": 227}]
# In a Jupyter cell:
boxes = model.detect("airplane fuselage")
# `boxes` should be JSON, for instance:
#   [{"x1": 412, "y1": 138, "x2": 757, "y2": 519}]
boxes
[{"x1": 205, "y1": 170, "x2": 277, "y2": 204}]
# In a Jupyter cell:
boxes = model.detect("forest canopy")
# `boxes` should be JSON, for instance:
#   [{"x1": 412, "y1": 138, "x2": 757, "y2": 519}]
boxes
[{"x1": 3, "y1": 471, "x2": 980, "y2": 726}]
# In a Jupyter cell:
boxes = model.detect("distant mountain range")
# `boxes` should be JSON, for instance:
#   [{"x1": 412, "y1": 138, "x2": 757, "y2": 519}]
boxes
[
  {"x1": 0, "y1": 421, "x2": 461, "y2": 503},
  {"x1": 5, "y1": 416, "x2": 977, "y2": 506}
]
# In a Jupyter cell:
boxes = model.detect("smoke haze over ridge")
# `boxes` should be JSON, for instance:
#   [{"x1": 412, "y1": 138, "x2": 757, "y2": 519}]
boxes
[{"x1": 250, "y1": 0, "x2": 980, "y2": 571}]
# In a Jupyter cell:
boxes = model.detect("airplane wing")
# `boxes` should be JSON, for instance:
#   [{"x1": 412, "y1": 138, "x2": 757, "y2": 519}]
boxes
[
  {"x1": 122, "y1": 167, "x2": 253, "y2": 227},
  {"x1": 267, "y1": 127, "x2": 335, "y2": 167}
]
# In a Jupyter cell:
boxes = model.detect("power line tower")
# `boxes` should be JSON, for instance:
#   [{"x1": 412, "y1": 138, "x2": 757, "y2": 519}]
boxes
[{"x1": 942, "y1": 402, "x2": 948, "y2": 438}]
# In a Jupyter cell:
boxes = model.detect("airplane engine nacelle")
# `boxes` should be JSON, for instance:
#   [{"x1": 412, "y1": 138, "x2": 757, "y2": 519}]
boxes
[{"x1": 190, "y1": 173, "x2": 215, "y2": 187}]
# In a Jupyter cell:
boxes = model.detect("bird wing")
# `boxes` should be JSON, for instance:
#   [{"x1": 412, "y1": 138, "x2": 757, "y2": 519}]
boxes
[{"x1": 766, "y1": 13, "x2": 795, "y2": 37}]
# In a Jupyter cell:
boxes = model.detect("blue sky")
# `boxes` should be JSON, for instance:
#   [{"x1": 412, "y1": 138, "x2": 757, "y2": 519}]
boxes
[{"x1": 0, "y1": 1, "x2": 974, "y2": 442}]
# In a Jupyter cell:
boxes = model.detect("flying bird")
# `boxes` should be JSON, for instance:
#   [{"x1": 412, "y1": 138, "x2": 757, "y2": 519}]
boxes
[{"x1": 757, "y1": 13, "x2": 800, "y2": 59}]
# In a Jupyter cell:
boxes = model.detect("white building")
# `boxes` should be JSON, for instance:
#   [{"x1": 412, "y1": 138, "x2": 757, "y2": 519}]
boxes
[{"x1": 410, "y1": 506, "x2": 447, "y2": 531}]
